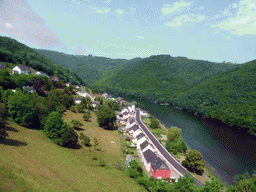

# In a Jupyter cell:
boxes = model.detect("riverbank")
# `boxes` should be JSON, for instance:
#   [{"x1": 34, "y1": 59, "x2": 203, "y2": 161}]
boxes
[{"x1": 140, "y1": 112, "x2": 228, "y2": 187}]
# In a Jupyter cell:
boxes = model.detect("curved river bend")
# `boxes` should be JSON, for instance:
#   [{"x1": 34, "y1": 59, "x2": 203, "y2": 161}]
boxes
[{"x1": 135, "y1": 99, "x2": 256, "y2": 186}]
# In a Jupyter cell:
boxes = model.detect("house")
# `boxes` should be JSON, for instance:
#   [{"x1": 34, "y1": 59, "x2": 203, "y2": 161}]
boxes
[
  {"x1": 142, "y1": 149, "x2": 171, "y2": 180},
  {"x1": 43, "y1": 90, "x2": 49, "y2": 95},
  {"x1": 91, "y1": 100, "x2": 100, "y2": 108},
  {"x1": 74, "y1": 97, "x2": 82, "y2": 104},
  {"x1": 128, "y1": 124, "x2": 140, "y2": 136},
  {"x1": 116, "y1": 97, "x2": 123, "y2": 101},
  {"x1": 51, "y1": 76, "x2": 59, "y2": 82},
  {"x1": 0, "y1": 63, "x2": 6, "y2": 69},
  {"x1": 139, "y1": 140, "x2": 155, "y2": 154},
  {"x1": 120, "y1": 100, "x2": 126, "y2": 103},
  {"x1": 94, "y1": 94, "x2": 101, "y2": 98},
  {"x1": 11, "y1": 65, "x2": 31, "y2": 74},
  {"x1": 22, "y1": 85, "x2": 36, "y2": 94},
  {"x1": 150, "y1": 157, "x2": 171, "y2": 180},
  {"x1": 36, "y1": 71, "x2": 47, "y2": 76},
  {"x1": 66, "y1": 82, "x2": 71, "y2": 87},
  {"x1": 102, "y1": 92, "x2": 108, "y2": 98},
  {"x1": 75, "y1": 85, "x2": 81, "y2": 89}
]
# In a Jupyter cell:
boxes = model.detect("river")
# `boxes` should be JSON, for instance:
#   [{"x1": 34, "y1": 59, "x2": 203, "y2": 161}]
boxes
[{"x1": 131, "y1": 99, "x2": 256, "y2": 186}]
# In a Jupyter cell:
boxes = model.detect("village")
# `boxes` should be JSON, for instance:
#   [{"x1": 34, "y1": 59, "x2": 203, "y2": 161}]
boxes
[{"x1": 1, "y1": 62, "x2": 191, "y2": 184}]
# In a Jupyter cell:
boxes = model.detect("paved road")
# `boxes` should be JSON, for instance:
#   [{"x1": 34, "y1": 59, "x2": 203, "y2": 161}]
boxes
[{"x1": 136, "y1": 109, "x2": 204, "y2": 187}]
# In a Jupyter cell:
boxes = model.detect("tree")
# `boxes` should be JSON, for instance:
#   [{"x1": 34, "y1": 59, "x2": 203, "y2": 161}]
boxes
[
  {"x1": 93, "y1": 137, "x2": 100, "y2": 150},
  {"x1": 0, "y1": 103, "x2": 8, "y2": 140},
  {"x1": 95, "y1": 96, "x2": 103, "y2": 105},
  {"x1": 43, "y1": 111, "x2": 68, "y2": 144},
  {"x1": 80, "y1": 97, "x2": 88, "y2": 109},
  {"x1": 59, "y1": 126, "x2": 78, "y2": 148},
  {"x1": 80, "y1": 133, "x2": 90, "y2": 146},
  {"x1": 202, "y1": 177, "x2": 224, "y2": 192},
  {"x1": 172, "y1": 174, "x2": 199, "y2": 192},
  {"x1": 83, "y1": 110, "x2": 91, "y2": 121},
  {"x1": 167, "y1": 126, "x2": 182, "y2": 143},
  {"x1": 96, "y1": 105, "x2": 117, "y2": 130},
  {"x1": 182, "y1": 149, "x2": 206, "y2": 175},
  {"x1": 126, "y1": 159, "x2": 143, "y2": 179},
  {"x1": 0, "y1": 69, "x2": 16, "y2": 89},
  {"x1": 70, "y1": 119, "x2": 83, "y2": 130},
  {"x1": 8, "y1": 91, "x2": 39, "y2": 128},
  {"x1": 149, "y1": 115, "x2": 160, "y2": 129}
]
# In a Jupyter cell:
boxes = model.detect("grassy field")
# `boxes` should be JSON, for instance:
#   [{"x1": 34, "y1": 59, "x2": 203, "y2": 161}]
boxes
[{"x1": 0, "y1": 111, "x2": 147, "y2": 191}]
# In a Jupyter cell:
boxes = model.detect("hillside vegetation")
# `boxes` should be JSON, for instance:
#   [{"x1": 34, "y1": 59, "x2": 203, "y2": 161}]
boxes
[
  {"x1": 33, "y1": 49, "x2": 131, "y2": 85},
  {"x1": 0, "y1": 36, "x2": 83, "y2": 85}
]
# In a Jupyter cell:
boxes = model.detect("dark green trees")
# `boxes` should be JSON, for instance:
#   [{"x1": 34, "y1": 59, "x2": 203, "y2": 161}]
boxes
[
  {"x1": 96, "y1": 105, "x2": 117, "y2": 130},
  {"x1": 70, "y1": 119, "x2": 83, "y2": 130},
  {"x1": 182, "y1": 149, "x2": 206, "y2": 175},
  {"x1": 149, "y1": 115, "x2": 160, "y2": 129},
  {"x1": 80, "y1": 133, "x2": 90, "y2": 147},
  {"x1": 8, "y1": 91, "x2": 39, "y2": 128},
  {"x1": 43, "y1": 111, "x2": 78, "y2": 148},
  {"x1": 166, "y1": 126, "x2": 187, "y2": 154}
]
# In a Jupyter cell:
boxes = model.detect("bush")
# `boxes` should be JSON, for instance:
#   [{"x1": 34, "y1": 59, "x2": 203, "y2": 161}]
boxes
[
  {"x1": 70, "y1": 119, "x2": 83, "y2": 129},
  {"x1": 80, "y1": 133, "x2": 90, "y2": 146},
  {"x1": 59, "y1": 126, "x2": 78, "y2": 148},
  {"x1": 99, "y1": 159, "x2": 106, "y2": 167},
  {"x1": 83, "y1": 110, "x2": 91, "y2": 121}
]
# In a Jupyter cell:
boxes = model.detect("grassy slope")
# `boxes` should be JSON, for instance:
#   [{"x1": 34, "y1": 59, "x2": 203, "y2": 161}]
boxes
[{"x1": 0, "y1": 114, "x2": 146, "y2": 191}]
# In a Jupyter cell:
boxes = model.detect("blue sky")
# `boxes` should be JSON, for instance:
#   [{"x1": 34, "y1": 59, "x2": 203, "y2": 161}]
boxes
[{"x1": 0, "y1": 0, "x2": 255, "y2": 63}]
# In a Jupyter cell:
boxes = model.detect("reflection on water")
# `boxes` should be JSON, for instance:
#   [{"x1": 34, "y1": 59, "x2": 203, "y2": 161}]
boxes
[{"x1": 137, "y1": 99, "x2": 256, "y2": 185}]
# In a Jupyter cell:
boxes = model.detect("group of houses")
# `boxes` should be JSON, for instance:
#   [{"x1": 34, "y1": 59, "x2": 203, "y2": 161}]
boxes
[
  {"x1": 117, "y1": 105, "x2": 171, "y2": 181},
  {"x1": 0, "y1": 63, "x2": 82, "y2": 95}
]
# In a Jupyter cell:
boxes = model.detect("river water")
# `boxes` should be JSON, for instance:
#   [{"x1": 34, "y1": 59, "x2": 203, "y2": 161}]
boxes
[{"x1": 133, "y1": 99, "x2": 256, "y2": 186}]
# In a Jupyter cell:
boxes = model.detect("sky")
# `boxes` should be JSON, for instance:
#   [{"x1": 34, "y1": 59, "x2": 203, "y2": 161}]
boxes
[{"x1": 0, "y1": 0, "x2": 255, "y2": 64}]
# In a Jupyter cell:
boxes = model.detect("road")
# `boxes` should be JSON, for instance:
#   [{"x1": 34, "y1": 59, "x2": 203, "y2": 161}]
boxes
[{"x1": 136, "y1": 109, "x2": 204, "y2": 187}]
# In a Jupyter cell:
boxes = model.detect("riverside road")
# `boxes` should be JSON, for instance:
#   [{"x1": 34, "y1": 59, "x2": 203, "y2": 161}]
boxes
[{"x1": 136, "y1": 109, "x2": 204, "y2": 187}]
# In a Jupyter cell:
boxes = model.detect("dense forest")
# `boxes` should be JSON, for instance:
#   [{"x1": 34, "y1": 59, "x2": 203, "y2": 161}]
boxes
[
  {"x1": 0, "y1": 36, "x2": 83, "y2": 85},
  {"x1": 34, "y1": 48, "x2": 256, "y2": 136},
  {"x1": 33, "y1": 49, "x2": 132, "y2": 85}
]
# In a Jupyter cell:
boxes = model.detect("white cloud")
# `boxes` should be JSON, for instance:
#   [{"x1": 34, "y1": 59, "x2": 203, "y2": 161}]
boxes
[
  {"x1": 4, "y1": 23, "x2": 14, "y2": 29},
  {"x1": 117, "y1": 37, "x2": 121, "y2": 39},
  {"x1": 96, "y1": 8, "x2": 110, "y2": 13},
  {"x1": 165, "y1": 14, "x2": 206, "y2": 27},
  {"x1": 227, "y1": 37, "x2": 231, "y2": 39},
  {"x1": 161, "y1": 2, "x2": 192, "y2": 15},
  {"x1": 135, "y1": 36, "x2": 144, "y2": 39},
  {"x1": 117, "y1": 9, "x2": 124, "y2": 14},
  {"x1": 211, "y1": 0, "x2": 256, "y2": 35}
]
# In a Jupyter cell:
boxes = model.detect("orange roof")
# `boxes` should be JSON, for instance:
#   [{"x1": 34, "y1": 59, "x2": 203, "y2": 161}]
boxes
[
  {"x1": 120, "y1": 100, "x2": 126, "y2": 103},
  {"x1": 94, "y1": 94, "x2": 101, "y2": 97}
]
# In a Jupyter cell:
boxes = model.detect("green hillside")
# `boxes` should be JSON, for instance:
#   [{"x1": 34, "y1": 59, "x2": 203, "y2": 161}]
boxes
[
  {"x1": 176, "y1": 59, "x2": 256, "y2": 134},
  {"x1": 91, "y1": 54, "x2": 238, "y2": 102},
  {"x1": 0, "y1": 36, "x2": 83, "y2": 85},
  {"x1": 33, "y1": 49, "x2": 131, "y2": 85}
]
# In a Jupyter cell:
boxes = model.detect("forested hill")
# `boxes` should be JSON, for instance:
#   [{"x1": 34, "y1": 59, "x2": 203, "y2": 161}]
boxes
[
  {"x1": 0, "y1": 36, "x2": 83, "y2": 85},
  {"x1": 33, "y1": 49, "x2": 132, "y2": 85},
  {"x1": 175, "y1": 59, "x2": 256, "y2": 134},
  {"x1": 91, "y1": 54, "x2": 238, "y2": 102}
]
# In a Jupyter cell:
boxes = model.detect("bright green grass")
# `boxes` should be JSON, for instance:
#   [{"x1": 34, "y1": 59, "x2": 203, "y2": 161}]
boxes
[{"x1": 0, "y1": 119, "x2": 146, "y2": 192}]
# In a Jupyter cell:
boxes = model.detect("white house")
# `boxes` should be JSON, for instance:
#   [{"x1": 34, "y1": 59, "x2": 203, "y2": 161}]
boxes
[
  {"x1": 142, "y1": 149, "x2": 157, "y2": 172},
  {"x1": 102, "y1": 92, "x2": 108, "y2": 99},
  {"x1": 133, "y1": 128, "x2": 143, "y2": 139},
  {"x1": 36, "y1": 71, "x2": 47, "y2": 76},
  {"x1": 139, "y1": 140, "x2": 155, "y2": 154},
  {"x1": 74, "y1": 98, "x2": 82, "y2": 104},
  {"x1": 66, "y1": 82, "x2": 71, "y2": 87},
  {"x1": 137, "y1": 134, "x2": 148, "y2": 149},
  {"x1": 91, "y1": 100, "x2": 100, "y2": 108},
  {"x1": 11, "y1": 65, "x2": 31, "y2": 74}
]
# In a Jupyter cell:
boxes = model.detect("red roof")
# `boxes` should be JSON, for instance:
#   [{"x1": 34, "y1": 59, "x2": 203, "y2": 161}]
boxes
[
  {"x1": 51, "y1": 76, "x2": 59, "y2": 81},
  {"x1": 120, "y1": 100, "x2": 126, "y2": 103},
  {"x1": 94, "y1": 94, "x2": 101, "y2": 97}
]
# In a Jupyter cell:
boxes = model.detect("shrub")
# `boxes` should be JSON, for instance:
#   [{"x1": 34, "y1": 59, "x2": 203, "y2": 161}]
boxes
[
  {"x1": 80, "y1": 133, "x2": 90, "y2": 146},
  {"x1": 99, "y1": 159, "x2": 106, "y2": 167},
  {"x1": 70, "y1": 119, "x2": 83, "y2": 129},
  {"x1": 59, "y1": 126, "x2": 78, "y2": 148}
]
